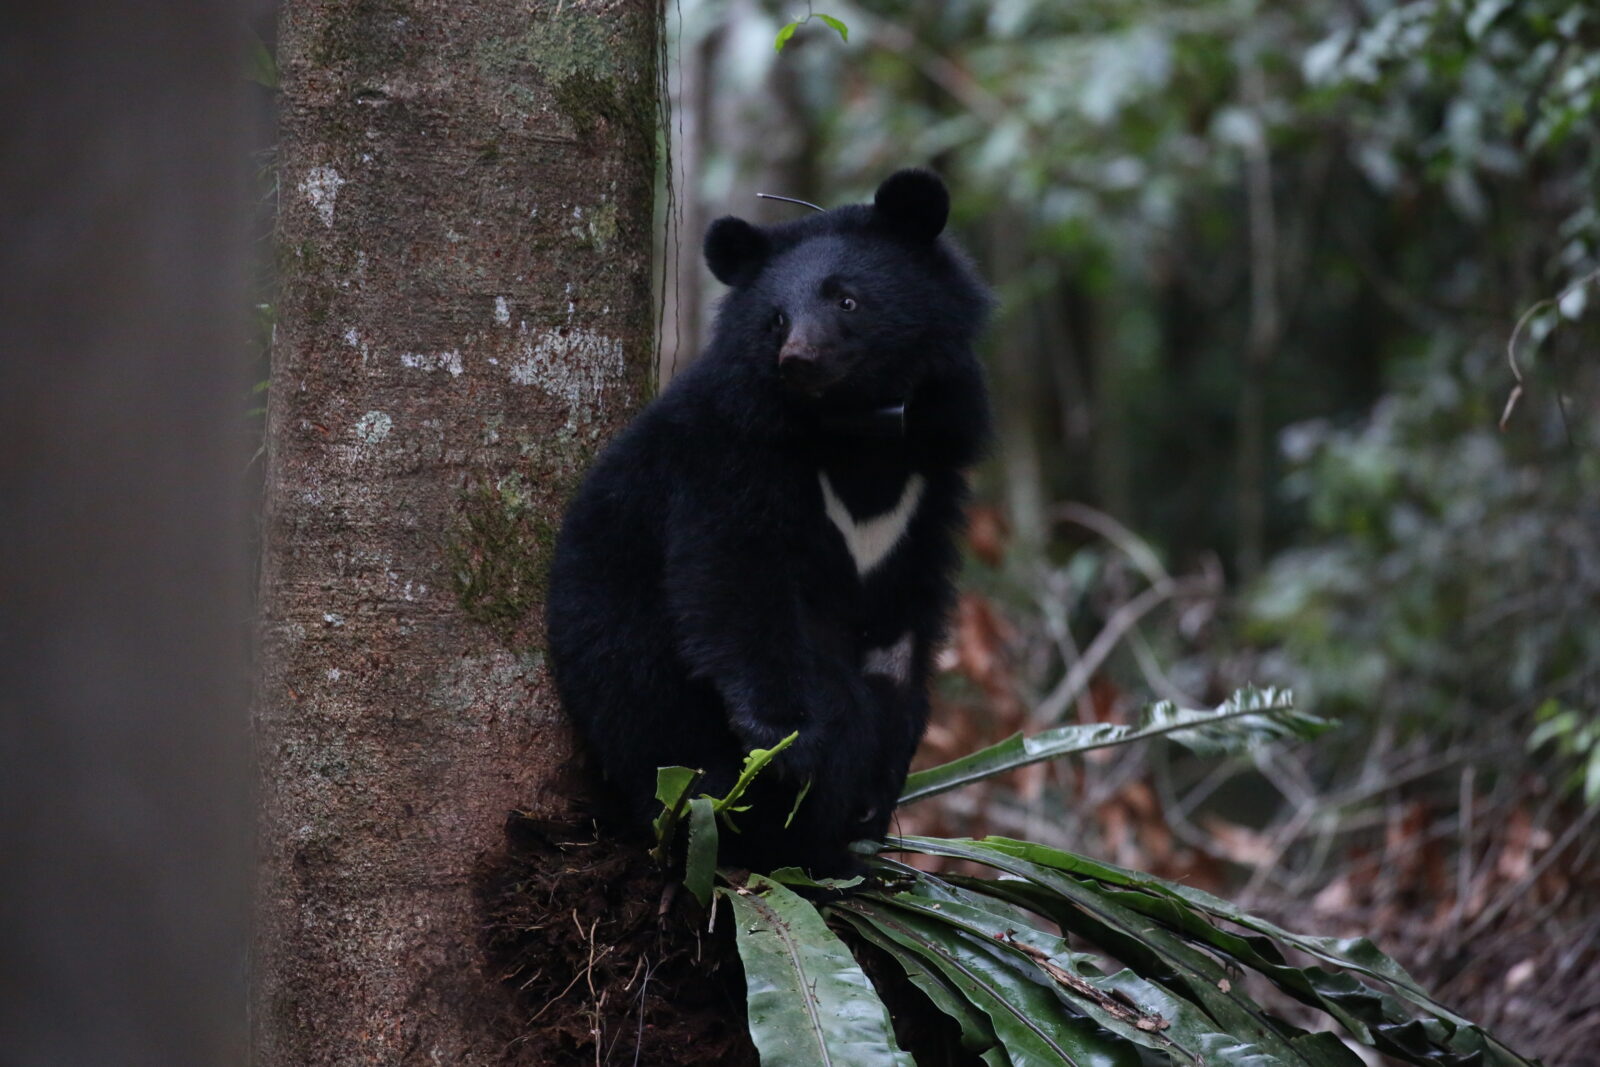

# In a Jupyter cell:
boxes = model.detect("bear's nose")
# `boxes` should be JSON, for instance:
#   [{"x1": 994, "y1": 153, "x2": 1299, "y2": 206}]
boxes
[
  {"x1": 778, "y1": 317, "x2": 824, "y2": 364},
  {"x1": 779, "y1": 330, "x2": 821, "y2": 367},
  {"x1": 779, "y1": 342, "x2": 820, "y2": 368},
  {"x1": 778, "y1": 329, "x2": 825, "y2": 391},
  {"x1": 779, "y1": 345, "x2": 829, "y2": 393}
]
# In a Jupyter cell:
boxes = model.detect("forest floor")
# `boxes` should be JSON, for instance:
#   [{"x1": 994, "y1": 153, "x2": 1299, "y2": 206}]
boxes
[{"x1": 478, "y1": 816, "x2": 758, "y2": 1067}]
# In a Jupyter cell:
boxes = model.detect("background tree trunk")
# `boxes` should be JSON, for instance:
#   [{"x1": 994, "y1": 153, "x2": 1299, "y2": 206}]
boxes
[
  {"x1": 255, "y1": 1, "x2": 659, "y2": 1061},
  {"x1": 0, "y1": 3, "x2": 254, "y2": 1063},
  {"x1": 658, "y1": 20, "x2": 716, "y2": 384},
  {"x1": 988, "y1": 205, "x2": 1049, "y2": 563}
]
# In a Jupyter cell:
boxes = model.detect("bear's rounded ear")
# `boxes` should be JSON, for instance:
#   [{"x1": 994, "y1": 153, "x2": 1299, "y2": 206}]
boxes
[
  {"x1": 873, "y1": 168, "x2": 949, "y2": 243},
  {"x1": 704, "y1": 216, "x2": 770, "y2": 286}
]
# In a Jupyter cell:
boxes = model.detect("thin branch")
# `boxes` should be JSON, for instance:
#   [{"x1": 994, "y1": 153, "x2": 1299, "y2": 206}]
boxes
[
  {"x1": 1462, "y1": 801, "x2": 1600, "y2": 940},
  {"x1": 1450, "y1": 764, "x2": 1476, "y2": 931},
  {"x1": 1034, "y1": 568, "x2": 1094, "y2": 725},
  {"x1": 1500, "y1": 265, "x2": 1600, "y2": 430},
  {"x1": 1051, "y1": 502, "x2": 1172, "y2": 585},
  {"x1": 1035, "y1": 575, "x2": 1216, "y2": 723},
  {"x1": 1129, "y1": 627, "x2": 1203, "y2": 707}
]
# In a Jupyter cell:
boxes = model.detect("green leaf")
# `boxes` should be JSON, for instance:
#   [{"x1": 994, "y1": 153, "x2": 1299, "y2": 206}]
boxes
[
  {"x1": 892, "y1": 836, "x2": 1538, "y2": 1066},
  {"x1": 774, "y1": 21, "x2": 800, "y2": 52},
  {"x1": 684, "y1": 797, "x2": 717, "y2": 907},
  {"x1": 766, "y1": 866, "x2": 865, "y2": 892},
  {"x1": 870, "y1": 893, "x2": 1200, "y2": 1061},
  {"x1": 656, "y1": 765, "x2": 700, "y2": 809},
  {"x1": 1527, "y1": 709, "x2": 1578, "y2": 749},
  {"x1": 902, "y1": 687, "x2": 1321, "y2": 805},
  {"x1": 966, "y1": 836, "x2": 1450, "y2": 1012},
  {"x1": 831, "y1": 910, "x2": 1008, "y2": 1064},
  {"x1": 815, "y1": 14, "x2": 850, "y2": 43},
  {"x1": 852, "y1": 869, "x2": 1295, "y2": 1067},
  {"x1": 785, "y1": 776, "x2": 813, "y2": 829},
  {"x1": 831, "y1": 897, "x2": 1142, "y2": 1067},
  {"x1": 721, "y1": 874, "x2": 911, "y2": 1067},
  {"x1": 651, "y1": 765, "x2": 702, "y2": 858},
  {"x1": 714, "y1": 730, "x2": 798, "y2": 816},
  {"x1": 244, "y1": 25, "x2": 278, "y2": 89},
  {"x1": 894, "y1": 839, "x2": 1360, "y2": 1065}
]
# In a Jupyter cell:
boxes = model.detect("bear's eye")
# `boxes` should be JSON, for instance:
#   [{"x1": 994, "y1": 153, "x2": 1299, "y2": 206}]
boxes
[
  {"x1": 770, "y1": 311, "x2": 788, "y2": 332},
  {"x1": 839, "y1": 296, "x2": 858, "y2": 311}
]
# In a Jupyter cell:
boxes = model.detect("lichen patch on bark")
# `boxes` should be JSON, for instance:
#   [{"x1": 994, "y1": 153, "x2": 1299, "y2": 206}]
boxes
[
  {"x1": 399, "y1": 348, "x2": 464, "y2": 376},
  {"x1": 298, "y1": 165, "x2": 345, "y2": 226},
  {"x1": 431, "y1": 650, "x2": 551, "y2": 723},
  {"x1": 569, "y1": 198, "x2": 619, "y2": 250},
  {"x1": 353, "y1": 409, "x2": 392, "y2": 445},
  {"x1": 507, "y1": 323, "x2": 629, "y2": 429}
]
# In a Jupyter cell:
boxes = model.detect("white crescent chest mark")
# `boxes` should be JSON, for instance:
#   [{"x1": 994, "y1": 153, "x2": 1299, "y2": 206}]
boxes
[{"x1": 818, "y1": 471, "x2": 925, "y2": 576}]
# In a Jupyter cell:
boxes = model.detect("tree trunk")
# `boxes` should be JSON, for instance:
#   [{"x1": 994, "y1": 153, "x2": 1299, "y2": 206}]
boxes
[
  {"x1": 255, "y1": 1, "x2": 659, "y2": 1062},
  {"x1": 658, "y1": 22, "x2": 717, "y2": 384},
  {"x1": 988, "y1": 205, "x2": 1049, "y2": 563},
  {"x1": 0, "y1": 3, "x2": 253, "y2": 1063},
  {"x1": 1234, "y1": 61, "x2": 1279, "y2": 581}
]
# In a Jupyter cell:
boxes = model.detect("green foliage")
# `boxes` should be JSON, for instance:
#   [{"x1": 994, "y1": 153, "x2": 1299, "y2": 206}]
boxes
[
  {"x1": 721, "y1": 874, "x2": 911, "y2": 1066},
  {"x1": 1529, "y1": 699, "x2": 1600, "y2": 805},
  {"x1": 684, "y1": 797, "x2": 719, "y2": 906},
  {"x1": 1244, "y1": 342, "x2": 1600, "y2": 785},
  {"x1": 901, "y1": 686, "x2": 1325, "y2": 804},
  {"x1": 775, "y1": 10, "x2": 849, "y2": 52},
  {"x1": 642, "y1": 692, "x2": 1536, "y2": 1063},
  {"x1": 650, "y1": 765, "x2": 701, "y2": 865},
  {"x1": 834, "y1": 836, "x2": 1539, "y2": 1066},
  {"x1": 716, "y1": 730, "x2": 800, "y2": 827},
  {"x1": 245, "y1": 24, "x2": 278, "y2": 89},
  {"x1": 650, "y1": 731, "x2": 798, "y2": 901}
]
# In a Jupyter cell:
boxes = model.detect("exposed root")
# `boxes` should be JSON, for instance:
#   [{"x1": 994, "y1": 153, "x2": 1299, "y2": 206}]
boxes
[{"x1": 476, "y1": 814, "x2": 757, "y2": 1066}]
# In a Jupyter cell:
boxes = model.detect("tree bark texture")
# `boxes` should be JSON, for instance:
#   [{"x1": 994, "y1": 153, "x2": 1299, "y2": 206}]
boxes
[
  {"x1": 0, "y1": 3, "x2": 254, "y2": 1063},
  {"x1": 256, "y1": 1, "x2": 659, "y2": 1062}
]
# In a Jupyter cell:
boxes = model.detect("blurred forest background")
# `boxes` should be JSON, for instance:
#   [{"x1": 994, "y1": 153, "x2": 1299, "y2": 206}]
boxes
[{"x1": 652, "y1": 0, "x2": 1598, "y2": 1057}]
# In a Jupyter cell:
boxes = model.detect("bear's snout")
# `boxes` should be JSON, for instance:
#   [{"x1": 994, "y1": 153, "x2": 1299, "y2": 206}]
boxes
[{"x1": 779, "y1": 328, "x2": 842, "y2": 393}]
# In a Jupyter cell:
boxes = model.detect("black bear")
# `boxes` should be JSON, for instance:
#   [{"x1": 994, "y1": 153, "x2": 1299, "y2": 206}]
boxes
[{"x1": 547, "y1": 169, "x2": 991, "y2": 875}]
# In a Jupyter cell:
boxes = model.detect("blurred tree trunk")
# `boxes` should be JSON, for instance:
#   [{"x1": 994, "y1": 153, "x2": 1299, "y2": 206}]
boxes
[
  {"x1": 1234, "y1": 63, "x2": 1280, "y2": 581},
  {"x1": 1089, "y1": 293, "x2": 1133, "y2": 526},
  {"x1": 255, "y1": 1, "x2": 658, "y2": 1062},
  {"x1": 660, "y1": 23, "x2": 717, "y2": 383},
  {"x1": 988, "y1": 206, "x2": 1049, "y2": 561},
  {"x1": 0, "y1": 5, "x2": 254, "y2": 1064}
]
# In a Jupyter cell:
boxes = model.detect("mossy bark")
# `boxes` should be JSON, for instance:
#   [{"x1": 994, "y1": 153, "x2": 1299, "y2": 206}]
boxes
[{"x1": 255, "y1": 1, "x2": 658, "y2": 1062}]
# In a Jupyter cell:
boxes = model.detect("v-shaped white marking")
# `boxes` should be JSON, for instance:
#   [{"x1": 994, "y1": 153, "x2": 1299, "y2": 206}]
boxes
[{"x1": 818, "y1": 471, "x2": 924, "y2": 576}]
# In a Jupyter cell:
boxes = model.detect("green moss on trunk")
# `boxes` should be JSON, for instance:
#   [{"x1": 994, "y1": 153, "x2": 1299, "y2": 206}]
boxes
[{"x1": 445, "y1": 477, "x2": 553, "y2": 650}]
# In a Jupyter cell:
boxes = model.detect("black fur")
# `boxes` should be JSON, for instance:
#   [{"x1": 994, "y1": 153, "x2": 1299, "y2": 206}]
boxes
[{"x1": 547, "y1": 169, "x2": 991, "y2": 875}]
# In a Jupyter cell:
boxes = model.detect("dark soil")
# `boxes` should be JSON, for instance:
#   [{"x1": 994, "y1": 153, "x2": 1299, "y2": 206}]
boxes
[{"x1": 476, "y1": 814, "x2": 758, "y2": 1066}]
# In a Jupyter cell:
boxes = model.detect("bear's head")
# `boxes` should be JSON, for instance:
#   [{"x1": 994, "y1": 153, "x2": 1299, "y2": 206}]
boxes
[{"x1": 702, "y1": 169, "x2": 989, "y2": 405}]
